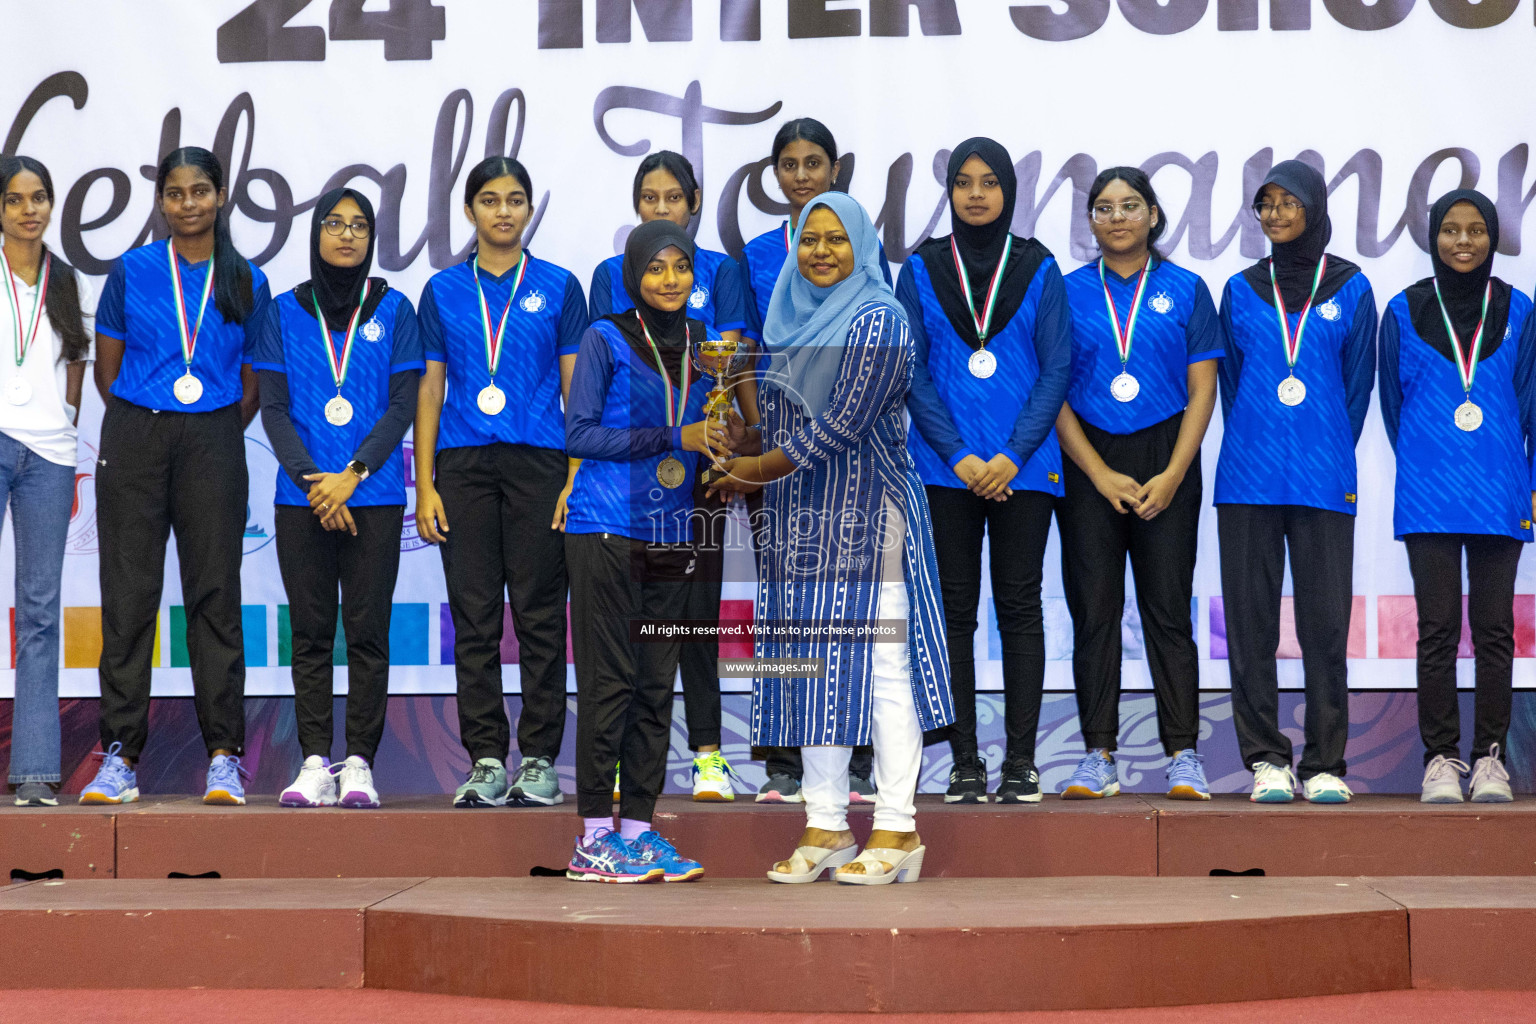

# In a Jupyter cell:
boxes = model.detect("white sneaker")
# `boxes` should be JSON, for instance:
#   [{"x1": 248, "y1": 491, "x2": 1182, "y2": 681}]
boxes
[
  {"x1": 335, "y1": 756, "x2": 380, "y2": 809},
  {"x1": 691, "y1": 751, "x2": 735, "y2": 802},
  {"x1": 1250, "y1": 762, "x2": 1297, "y2": 803},
  {"x1": 1302, "y1": 772, "x2": 1352, "y2": 803},
  {"x1": 1470, "y1": 745, "x2": 1514, "y2": 803},
  {"x1": 1420, "y1": 755, "x2": 1469, "y2": 804},
  {"x1": 280, "y1": 755, "x2": 337, "y2": 807}
]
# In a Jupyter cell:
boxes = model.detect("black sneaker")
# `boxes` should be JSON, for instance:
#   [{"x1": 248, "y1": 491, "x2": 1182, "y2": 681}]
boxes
[
  {"x1": 945, "y1": 754, "x2": 988, "y2": 804},
  {"x1": 995, "y1": 759, "x2": 1041, "y2": 804}
]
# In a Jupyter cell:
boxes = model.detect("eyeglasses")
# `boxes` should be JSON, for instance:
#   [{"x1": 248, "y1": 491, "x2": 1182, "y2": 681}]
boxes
[
  {"x1": 1252, "y1": 199, "x2": 1304, "y2": 217},
  {"x1": 1090, "y1": 201, "x2": 1147, "y2": 223},
  {"x1": 320, "y1": 218, "x2": 371, "y2": 238}
]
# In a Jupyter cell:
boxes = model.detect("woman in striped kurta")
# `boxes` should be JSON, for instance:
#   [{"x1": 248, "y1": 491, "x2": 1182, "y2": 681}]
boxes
[{"x1": 710, "y1": 192, "x2": 952, "y2": 885}]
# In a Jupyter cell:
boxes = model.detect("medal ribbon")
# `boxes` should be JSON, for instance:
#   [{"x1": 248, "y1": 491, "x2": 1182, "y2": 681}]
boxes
[
  {"x1": 312, "y1": 281, "x2": 372, "y2": 393},
  {"x1": 950, "y1": 235, "x2": 1012, "y2": 344},
  {"x1": 783, "y1": 221, "x2": 792, "y2": 253},
  {"x1": 167, "y1": 241, "x2": 215, "y2": 373},
  {"x1": 1098, "y1": 257, "x2": 1151, "y2": 370},
  {"x1": 636, "y1": 312, "x2": 693, "y2": 429},
  {"x1": 1434, "y1": 277, "x2": 1491, "y2": 397},
  {"x1": 1268, "y1": 254, "x2": 1327, "y2": 372},
  {"x1": 1, "y1": 249, "x2": 50, "y2": 367},
  {"x1": 473, "y1": 251, "x2": 528, "y2": 381}
]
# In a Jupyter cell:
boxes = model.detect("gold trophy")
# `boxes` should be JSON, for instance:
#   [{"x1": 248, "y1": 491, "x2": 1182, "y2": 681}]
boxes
[{"x1": 692, "y1": 336, "x2": 748, "y2": 487}]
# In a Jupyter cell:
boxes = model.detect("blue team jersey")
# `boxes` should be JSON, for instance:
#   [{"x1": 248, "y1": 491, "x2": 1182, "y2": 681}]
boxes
[
  {"x1": 1380, "y1": 287, "x2": 1536, "y2": 541},
  {"x1": 898, "y1": 252, "x2": 1071, "y2": 496},
  {"x1": 418, "y1": 252, "x2": 586, "y2": 453},
  {"x1": 741, "y1": 221, "x2": 893, "y2": 342},
  {"x1": 564, "y1": 319, "x2": 713, "y2": 544},
  {"x1": 250, "y1": 288, "x2": 424, "y2": 507},
  {"x1": 1213, "y1": 268, "x2": 1377, "y2": 514},
  {"x1": 588, "y1": 247, "x2": 749, "y2": 335},
  {"x1": 95, "y1": 239, "x2": 271, "y2": 412},
  {"x1": 1063, "y1": 258, "x2": 1223, "y2": 434}
]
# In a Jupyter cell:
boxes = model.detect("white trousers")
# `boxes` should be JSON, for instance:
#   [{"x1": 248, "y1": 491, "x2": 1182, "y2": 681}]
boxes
[{"x1": 801, "y1": 579, "x2": 923, "y2": 833}]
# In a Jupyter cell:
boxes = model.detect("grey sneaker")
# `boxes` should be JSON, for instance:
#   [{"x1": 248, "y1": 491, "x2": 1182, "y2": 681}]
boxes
[
  {"x1": 454, "y1": 758, "x2": 510, "y2": 808},
  {"x1": 1420, "y1": 755, "x2": 1469, "y2": 804},
  {"x1": 13, "y1": 781, "x2": 58, "y2": 807},
  {"x1": 755, "y1": 772, "x2": 804, "y2": 803},
  {"x1": 509, "y1": 755, "x2": 564, "y2": 806},
  {"x1": 1470, "y1": 745, "x2": 1514, "y2": 803},
  {"x1": 849, "y1": 769, "x2": 876, "y2": 804}
]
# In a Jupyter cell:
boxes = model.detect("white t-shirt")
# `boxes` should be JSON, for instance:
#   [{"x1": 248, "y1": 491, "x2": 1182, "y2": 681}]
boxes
[{"x1": 0, "y1": 262, "x2": 95, "y2": 466}]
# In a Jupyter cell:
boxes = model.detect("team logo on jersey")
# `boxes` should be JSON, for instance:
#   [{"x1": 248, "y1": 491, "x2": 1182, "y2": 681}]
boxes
[
  {"x1": 1148, "y1": 292, "x2": 1173, "y2": 315},
  {"x1": 360, "y1": 317, "x2": 384, "y2": 342},
  {"x1": 689, "y1": 286, "x2": 709, "y2": 310},
  {"x1": 1317, "y1": 299, "x2": 1342, "y2": 322},
  {"x1": 1505, "y1": 324, "x2": 1514, "y2": 341},
  {"x1": 520, "y1": 290, "x2": 547, "y2": 313}
]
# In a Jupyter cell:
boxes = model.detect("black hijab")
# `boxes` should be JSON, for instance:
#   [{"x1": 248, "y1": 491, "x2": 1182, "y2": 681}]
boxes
[
  {"x1": 296, "y1": 187, "x2": 388, "y2": 331},
  {"x1": 1241, "y1": 160, "x2": 1358, "y2": 308},
  {"x1": 1407, "y1": 189, "x2": 1511, "y2": 363},
  {"x1": 604, "y1": 219, "x2": 702, "y2": 371},
  {"x1": 916, "y1": 137, "x2": 1048, "y2": 349}
]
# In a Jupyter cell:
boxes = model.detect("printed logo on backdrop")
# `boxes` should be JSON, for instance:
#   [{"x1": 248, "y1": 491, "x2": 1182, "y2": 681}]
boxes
[
  {"x1": 66, "y1": 442, "x2": 100, "y2": 556},
  {"x1": 242, "y1": 437, "x2": 279, "y2": 555},
  {"x1": 398, "y1": 442, "x2": 434, "y2": 553},
  {"x1": 1317, "y1": 299, "x2": 1342, "y2": 322}
]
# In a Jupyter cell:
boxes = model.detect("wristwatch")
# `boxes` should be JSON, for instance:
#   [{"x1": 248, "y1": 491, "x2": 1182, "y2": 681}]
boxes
[{"x1": 345, "y1": 459, "x2": 370, "y2": 481}]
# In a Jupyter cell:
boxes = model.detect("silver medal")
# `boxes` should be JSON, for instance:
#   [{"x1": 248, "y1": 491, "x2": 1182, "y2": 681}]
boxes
[
  {"x1": 477, "y1": 384, "x2": 506, "y2": 416},
  {"x1": 324, "y1": 395, "x2": 354, "y2": 427},
  {"x1": 174, "y1": 372, "x2": 203, "y2": 405},
  {"x1": 6, "y1": 378, "x2": 31, "y2": 406},
  {"x1": 656, "y1": 455, "x2": 686, "y2": 489},
  {"x1": 968, "y1": 348, "x2": 996, "y2": 379},
  {"x1": 1277, "y1": 375, "x2": 1306, "y2": 407},
  {"x1": 1455, "y1": 400, "x2": 1483, "y2": 432},
  {"x1": 1110, "y1": 372, "x2": 1139, "y2": 403}
]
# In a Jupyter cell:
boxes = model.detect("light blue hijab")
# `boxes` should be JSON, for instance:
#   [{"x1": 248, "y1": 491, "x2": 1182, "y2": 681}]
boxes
[{"x1": 762, "y1": 191, "x2": 900, "y2": 418}]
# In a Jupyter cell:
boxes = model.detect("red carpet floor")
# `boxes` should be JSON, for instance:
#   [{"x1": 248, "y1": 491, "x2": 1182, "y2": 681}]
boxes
[{"x1": 0, "y1": 989, "x2": 1528, "y2": 1023}]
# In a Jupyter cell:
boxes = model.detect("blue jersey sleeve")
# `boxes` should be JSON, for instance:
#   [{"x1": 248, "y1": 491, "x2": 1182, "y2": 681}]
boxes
[
  {"x1": 388, "y1": 294, "x2": 426, "y2": 374},
  {"x1": 712, "y1": 256, "x2": 749, "y2": 333},
  {"x1": 1377, "y1": 306, "x2": 1402, "y2": 454},
  {"x1": 249, "y1": 299, "x2": 287, "y2": 373},
  {"x1": 417, "y1": 280, "x2": 446, "y2": 363},
  {"x1": 1515, "y1": 308, "x2": 1536, "y2": 489},
  {"x1": 587, "y1": 262, "x2": 613, "y2": 325},
  {"x1": 1343, "y1": 287, "x2": 1379, "y2": 445},
  {"x1": 1216, "y1": 281, "x2": 1241, "y2": 423},
  {"x1": 242, "y1": 276, "x2": 273, "y2": 361},
  {"x1": 1003, "y1": 262, "x2": 1072, "y2": 467},
  {"x1": 560, "y1": 273, "x2": 588, "y2": 357},
  {"x1": 565, "y1": 327, "x2": 674, "y2": 461},
  {"x1": 877, "y1": 242, "x2": 893, "y2": 287},
  {"x1": 96, "y1": 261, "x2": 127, "y2": 340},
  {"x1": 897, "y1": 262, "x2": 973, "y2": 467},
  {"x1": 1186, "y1": 279, "x2": 1223, "y2": 363}
]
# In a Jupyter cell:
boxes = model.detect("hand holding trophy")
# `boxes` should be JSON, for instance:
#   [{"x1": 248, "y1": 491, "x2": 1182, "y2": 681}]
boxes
[{"x1": 692, "y1": 335, "x2": 749, "y2": 486}]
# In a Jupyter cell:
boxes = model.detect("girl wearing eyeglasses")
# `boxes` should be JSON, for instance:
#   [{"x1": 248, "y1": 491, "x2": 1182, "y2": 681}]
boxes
[
  {"x1": 1055, "y1": 167, "x2": 1222, "y2": 801},
  {"x1": 252, "y1": 188, "x2": 424, "y2": 808},
  {"x1": 1213, "y1": 160, "x2": 1377, "y2": 804}
]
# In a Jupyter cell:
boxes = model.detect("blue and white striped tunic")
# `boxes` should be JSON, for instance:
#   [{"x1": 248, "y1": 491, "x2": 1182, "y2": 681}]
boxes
[{"x1": 751, "y1": 300, "x2": 955, "y2": 746}]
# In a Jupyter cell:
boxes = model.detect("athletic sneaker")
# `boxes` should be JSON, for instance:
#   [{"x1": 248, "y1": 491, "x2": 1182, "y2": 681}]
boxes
[
  {"x1": 1250, "y1": 762, "x2": 1297, "y2": 803},
  {"x1": 204, "y1": 754, "x2": 248, "y2": 805},
  {"x1": 280, "y1": 755, "x2": 337, "y2": 807},
  {"x1": 1166, "y1": 750, "x2": 1211, "y2": 800},
  {"x1": 80, "y1": 742, "x2": 138, "y2": 805},
  {"x1": 335, "y1": 756, "x2": 380, "y2": 809},
  {"x1": 14, "y1": 782, "x2": 58, "y2": 807},
  {"x1": 691, "y1": 751, "x2": 735, "y2": 802},
  {"x1": 995, "y1": 758, "x2": 1042, "y2": 804},
  {"x1": 1470, "y1": 745, "x2": 1514, "y2": 803},
  {"x1": 566, "y1": 829, "x2": 663, "y2": 883},
  {"x1": 454, "y1": 758, "x2": 510, "y2": 808},
  {"x1": 628, "y1": 830, "x2": 705, "y2": 882},
  {"x1": 756, "y1": 772, "x2": 804, "y2": 803},
  {"x1": 945, "y1": 753, "x2": 988, "y2": 804},
  {"x1": 849, "y1": 769, "x2": 876, "y2": 804},
  {"x1": 1420, "y1": 755, "x2": 1469, "y2": 804},
  {"x1": 1062, "y1": 749, "x2": 1119, "y2": 799},
  {"x1": 509, "y1": 755, "x2": 563, "y2": 806},
  {"x1": 1302, "y1": 772, "x2": 1352, "y2": 804}
]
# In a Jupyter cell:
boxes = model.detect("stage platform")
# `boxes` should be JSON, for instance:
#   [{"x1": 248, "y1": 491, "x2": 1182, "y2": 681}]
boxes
[
  {"x1": 3, "y1": 874, "x2": 1536, "y2": 1010},
  {"x1": 5, "y1": 794, "x2": 1536, "y2": 881}
]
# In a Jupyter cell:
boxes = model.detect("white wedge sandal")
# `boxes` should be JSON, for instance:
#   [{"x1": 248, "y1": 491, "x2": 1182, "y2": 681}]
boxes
[
  {"x1": 766, "y1": 844, "x2": 859, "y2": 883},
  {"x1": 834, "y1": 844, "x2": 926, "y2": 885}
]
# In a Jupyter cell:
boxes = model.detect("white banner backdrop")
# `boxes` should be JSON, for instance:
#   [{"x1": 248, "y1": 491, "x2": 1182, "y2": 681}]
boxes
[{"x1": 2, "y1": 0, "x2": 1535, "y2": 696}]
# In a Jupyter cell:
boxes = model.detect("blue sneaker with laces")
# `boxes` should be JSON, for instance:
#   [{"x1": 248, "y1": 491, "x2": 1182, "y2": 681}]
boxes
[
  {"x1": 1061, "y1": 749, "x2": 1119, "y2": 799},
  {"x1": 1166, "y1": 749, "x2": 1211, "y2": 800},
  {"x1": 629, "y1": 830, "x2": 705, "y2": 882},
  {"x1": 567, "y1": 829, "x2": 663, "y2": 883},
  {"x1": 79, "y1": 742, "x2": 139, "y2": 805},
  {"x1": 204, "y1": 754, "x2": 249, "y2": 805}
]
